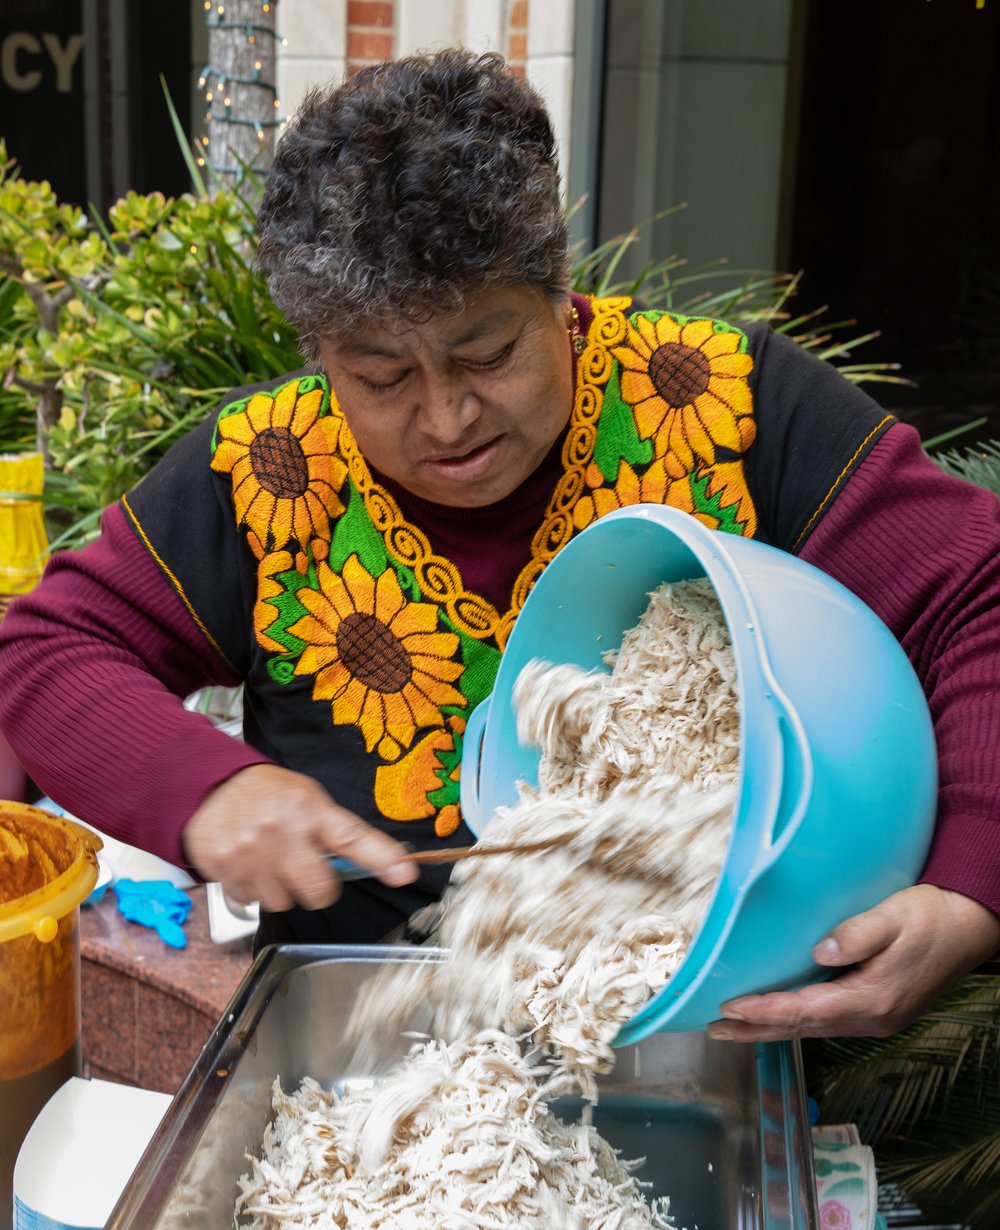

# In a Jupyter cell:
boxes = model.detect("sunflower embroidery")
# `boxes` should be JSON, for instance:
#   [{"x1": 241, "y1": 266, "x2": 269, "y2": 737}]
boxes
[
  {"x1": 374, "y1": 712, "x2": 466, "y2": 837},
  {"x1": 288, "y1": 554, "x2": 466, "y2": 761},
  {"x1": 613, "y1": 315, "x2": 755, "y2": 477},
  {"x1": 572, "y1": 457, "x2": 694, "y2": 531},
  {"x1": 207, "y1": 303, "x2": 759, "y2": 841},
  {"x1": 211, "y1": 377, "x2": 347, "y2": 551}
]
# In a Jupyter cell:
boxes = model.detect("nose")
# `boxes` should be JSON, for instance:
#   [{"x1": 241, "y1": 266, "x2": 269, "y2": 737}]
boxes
[{"x1": 417, "y1": 377, "x2": 481, "y2": 446}]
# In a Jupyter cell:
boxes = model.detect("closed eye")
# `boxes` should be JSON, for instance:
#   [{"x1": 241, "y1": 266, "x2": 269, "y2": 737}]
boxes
[
  {"x1": 356, "y1": 370, "x2": 410, "y2": 393},
  {"x1": 460, "y1": 340, "x2": 516, "y2": 371}
]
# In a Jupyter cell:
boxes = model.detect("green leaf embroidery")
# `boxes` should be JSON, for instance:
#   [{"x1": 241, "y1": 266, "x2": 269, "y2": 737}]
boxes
[
  {"x1": 260, "y1": 553, "x2": 322, "y2": 686},
  {"x1": 267, "y1": 656, "x2": 297, "y2": 685},
  {"x1": 295, "y1": 372, "x2": 329, "y2": 403},
  {"x1": 329, "y1": 481, "x2": 390, "y2": 576},
  {"x1": 690, "y1": 470, "x2": 747, "y2": 535},
  {"x1": 456, "y1": 635, "x2": 502, "y2": 711},
  {"x1": 428, "y1": 720, "x2": 463, "y2": 809},
  {"x1": 593, "y1": 361, "x2": 653, "y2": 483}
]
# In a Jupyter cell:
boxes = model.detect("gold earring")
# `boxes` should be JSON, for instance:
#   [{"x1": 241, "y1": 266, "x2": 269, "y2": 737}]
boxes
[{"x1": 569, "y1": 306, "x2": 586, "y2": 356}]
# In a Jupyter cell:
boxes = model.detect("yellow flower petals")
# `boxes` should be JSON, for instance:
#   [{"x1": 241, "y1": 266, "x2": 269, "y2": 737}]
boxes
[
  {"x1": 680, "y1": 317, "x2": 716, "y2": 348},
  {"x1": 289, "y1": 386, "x2": 324, "y2": 437},
  {"x1": 435, "y1": 804, "x2": 461, "y2": 838},
  {"x1": 621, "y1": 370, "x2": 657, "y2": 405},
  {"x1": 375, "y1": 730, "x2": 454, "y2": 821},
  {"x1": 692, "y1": 394, "x2": 741, "y2": 452},
  {"x1": 217, "y1": 411, "x2": 256, "y2": 446},
  {"x1": 709, "y1": 350, "x2": 754, "y2": 378},
  {"x1": 245, "y1": 391, "x2": 276, "y2": 433},
  {"x1": 701, "y1": 329, "x2": 742, "y2": 359},
  {"x1": 611, "y1": 343, "x2": 651, "y2": 372},
  {"x1": 341, "y1": 553, "x2": 376, "y2": 615}
]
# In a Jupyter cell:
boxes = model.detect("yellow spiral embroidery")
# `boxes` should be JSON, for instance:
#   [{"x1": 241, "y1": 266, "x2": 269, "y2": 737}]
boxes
[{"x1": 334, "y1": 294, "x2": 628, "y2": 647}]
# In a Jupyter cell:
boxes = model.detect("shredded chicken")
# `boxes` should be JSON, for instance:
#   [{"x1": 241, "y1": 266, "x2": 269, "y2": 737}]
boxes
[
  {"x1": 235, "y1": 1032, "x2": 673, "y2": 1229},
  {"x1": 351, "y1": 578, "x2": 738, "y2": 1072},
  {"x1": 237, "y1": 579, "x2": 736, "y2": 1227}
]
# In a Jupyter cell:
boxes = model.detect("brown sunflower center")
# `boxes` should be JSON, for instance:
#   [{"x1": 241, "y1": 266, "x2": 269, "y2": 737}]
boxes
[
  {"x1": 249, "y1": 426, "x2": 310, "y2": 498},
  {"x1": 649, "y1": 342, "x2": 711, "y2": 407},
  {"x1": 337, "y1": 612, "x2": 413, "y2": 693}
]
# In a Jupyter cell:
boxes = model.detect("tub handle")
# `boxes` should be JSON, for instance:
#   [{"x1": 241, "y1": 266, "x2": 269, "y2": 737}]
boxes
[
  {"x1": 753, "y1": 687, "x2": 814, "y2": 879},
  {"x1": 459, "y1": 700, "x2": 490, "y2": 838}
]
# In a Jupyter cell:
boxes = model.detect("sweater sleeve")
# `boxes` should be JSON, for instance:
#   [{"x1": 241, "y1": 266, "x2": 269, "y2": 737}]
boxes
[
  {"x1": 799, "y1": 421, "x2": 1000, "y2": 916},
  {"x1": 0, "y1": 501, "x2": 271, "y2": 871}
]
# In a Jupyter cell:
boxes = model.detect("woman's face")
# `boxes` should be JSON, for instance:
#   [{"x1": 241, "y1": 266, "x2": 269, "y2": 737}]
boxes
[{"x1": 318, "y1": 285, "x2": 575, "y2": 507}]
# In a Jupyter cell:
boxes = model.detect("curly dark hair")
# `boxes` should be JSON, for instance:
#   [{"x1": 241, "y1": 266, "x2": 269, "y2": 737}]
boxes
[{"x1": 256, "y1": 48, "x2": 570, "y2": 360}]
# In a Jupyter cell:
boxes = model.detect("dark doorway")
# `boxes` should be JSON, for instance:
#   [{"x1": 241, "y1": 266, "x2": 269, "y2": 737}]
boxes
[
  {"x1": 786, "y1": 0, "x2": 1000, "y2": 441},
  {"x1": 0, "y1": 0, "x2": 87, "y2": 205},
  {"x1": 126, "y1": 0, "x2": 195, "y2": 200},
  {"x1": 0, "y1": 0, "x2": 193, "y2": 214}
]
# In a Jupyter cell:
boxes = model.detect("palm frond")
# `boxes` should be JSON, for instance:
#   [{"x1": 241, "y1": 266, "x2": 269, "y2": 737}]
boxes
[
  {"x1": 882, "y1": 1178, "x2": 1000, "y2": 1230},
  {"x1": 933, "y1": 439, "x2": 1000, "y2": 496},
  {"x1": 808, "y1": 977, "x2": 1000, "y2": 1228},
  {"x1": 811, "y1": 977, "x2": 1000, "y2": 1140},
  {"x1": 573, "y1": 217, "x2": 896, "y2": 385}
]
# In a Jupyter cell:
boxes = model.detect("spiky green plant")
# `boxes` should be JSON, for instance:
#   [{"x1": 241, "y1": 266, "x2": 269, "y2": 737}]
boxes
[
  {"x1": 0, "y1": 139, "x2": 302, "y2": 549},
  {"x1": 935, "y1": 440, "x2": 1000, "y2": 495},
  {"x1": 570, "y1": 220, "x2": 910, "y2": 388},
  {"x1": 804, "y1": 973, "x2": 1000, "y2": 1229}
]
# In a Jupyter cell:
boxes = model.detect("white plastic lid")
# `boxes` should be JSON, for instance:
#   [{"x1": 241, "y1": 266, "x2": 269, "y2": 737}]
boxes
[{"x1": 13, "y1": 1077, "x2": 172, "y2": 1227}]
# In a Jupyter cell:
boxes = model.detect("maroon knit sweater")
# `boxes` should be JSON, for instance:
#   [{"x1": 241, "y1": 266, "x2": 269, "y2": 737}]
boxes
[{"x1": 1, "y1": 422, "x2": 998, "y2": 916}]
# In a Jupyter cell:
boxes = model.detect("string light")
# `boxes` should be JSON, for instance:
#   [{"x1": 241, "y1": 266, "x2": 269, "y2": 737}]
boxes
[{"x1": 199, "y1": 0, "x2": 283, "y2": 181}]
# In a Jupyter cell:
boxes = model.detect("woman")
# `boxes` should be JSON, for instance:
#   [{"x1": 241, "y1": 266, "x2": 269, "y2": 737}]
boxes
[{"x1": 0, "y1": 49, "x2": 997, "y2": 1042}]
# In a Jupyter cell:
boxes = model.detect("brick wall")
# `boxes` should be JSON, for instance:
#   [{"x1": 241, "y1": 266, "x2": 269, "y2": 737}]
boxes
[
  {"x1": 507, "y1": 0, "x2": 529, "y2": 77},
  {"x1": 346, "y1": 0, "x2": 395, "y2": 77}
]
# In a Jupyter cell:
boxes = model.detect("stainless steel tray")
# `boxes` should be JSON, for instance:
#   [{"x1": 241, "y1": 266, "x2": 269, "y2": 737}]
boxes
[{"x1": 106, "y1": 945, "x2": 818, "y2": 1228}]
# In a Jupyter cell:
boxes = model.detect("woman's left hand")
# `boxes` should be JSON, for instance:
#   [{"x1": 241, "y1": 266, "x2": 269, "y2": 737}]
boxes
[{"x1": 707, "y1": 884, "x2": 1000, "y2": 1042}]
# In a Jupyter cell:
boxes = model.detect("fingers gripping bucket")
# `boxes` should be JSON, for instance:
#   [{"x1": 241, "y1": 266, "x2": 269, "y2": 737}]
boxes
[
  {"x1": 0, "y1": 803, "x2": 102, "y2": 1229},
  {"x1": 460, "y1": 505, "x2": 938, "y2": 1038}
]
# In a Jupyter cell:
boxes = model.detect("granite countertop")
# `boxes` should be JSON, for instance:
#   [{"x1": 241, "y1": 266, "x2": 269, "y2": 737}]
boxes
[{"x1": 79, "y1": 884, "x2": 254, "y2": 1093}]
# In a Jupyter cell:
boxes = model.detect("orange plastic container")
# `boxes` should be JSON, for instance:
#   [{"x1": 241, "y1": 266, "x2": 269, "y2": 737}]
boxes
[{"x1": 0, "y1": 802, "x2": 102, "y2": 1230}]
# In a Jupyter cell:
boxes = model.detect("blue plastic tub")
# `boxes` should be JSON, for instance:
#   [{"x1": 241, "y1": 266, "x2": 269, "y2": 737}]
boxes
[{"x1": 460, "y1": 504, "x2": 937, "y2": 1038}]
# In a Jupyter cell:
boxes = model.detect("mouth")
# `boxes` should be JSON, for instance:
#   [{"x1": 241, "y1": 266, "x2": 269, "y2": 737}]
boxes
[{"x1": 425, "y1": 435, "x2": 503, "y2": 474}]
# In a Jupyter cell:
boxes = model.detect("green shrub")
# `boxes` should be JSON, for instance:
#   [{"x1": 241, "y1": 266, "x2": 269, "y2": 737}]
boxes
[{"x1": 0, "y1": 142, "x2": 300, "y2": 546}]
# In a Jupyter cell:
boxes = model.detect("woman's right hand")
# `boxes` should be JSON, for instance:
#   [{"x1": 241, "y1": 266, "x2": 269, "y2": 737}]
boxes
[{"x1": 181, "y1": 763, "x2": 418, "y2": 912}]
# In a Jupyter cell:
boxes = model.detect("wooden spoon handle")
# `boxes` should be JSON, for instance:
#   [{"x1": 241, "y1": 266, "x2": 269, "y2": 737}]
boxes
[
  {"x1": 408, "y1": 836, "x2": 571, "y2": 864},
  {"x1": 328, "y1": 835, "x2": 574, "y2": 880}
]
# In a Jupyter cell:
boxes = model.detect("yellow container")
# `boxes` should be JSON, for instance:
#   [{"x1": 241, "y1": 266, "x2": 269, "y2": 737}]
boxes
[
  {"x1": 0, "y1": 452, "x2": 48, "y2": 604},
  {"x1": 0, "y1": 803, "x2": 102, "y2": 1230}
]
